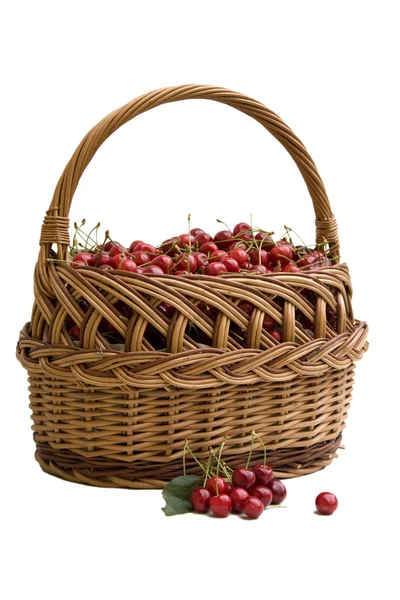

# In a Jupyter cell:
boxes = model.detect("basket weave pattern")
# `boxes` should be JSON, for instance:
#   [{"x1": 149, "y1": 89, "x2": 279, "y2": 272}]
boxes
[{"x1": 17, "y1": 85, "x2": 368, "y2": 488}]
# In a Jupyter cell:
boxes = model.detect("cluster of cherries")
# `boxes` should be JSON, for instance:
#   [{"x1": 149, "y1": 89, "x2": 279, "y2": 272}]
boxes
[
  {"x1": 191, "y1": 464, "x2": 287, "y2": 519},
  {"x1": 70, "y1": 220, "x2": 332, "y2": 277}
]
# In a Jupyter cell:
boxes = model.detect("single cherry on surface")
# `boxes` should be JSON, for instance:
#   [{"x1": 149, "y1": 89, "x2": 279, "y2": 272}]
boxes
[
  {"x1": 209, "y1": 494, "x2": 232, "y2": 518},
  {"x1": 267, "y1": 479, "x2": 287, "y2": 504},
  {"x1": 252, "y1": 464, "x2": 274, "y2": 486},
  {"x1": 232, "y1": 467, "x2": 256, "y2": 490},
  {"x1": 250, "y1": 485, "x2": 273, "y2": 507},
  {"x1": 242, "y1": 496, "x2": 264, "y2": 519},
  {"x1": 315, "y1": 492, "x2": 338, "y2": 515},
  {"x1": 190, "y1": 487, "x2": 211, "y2": 513}
]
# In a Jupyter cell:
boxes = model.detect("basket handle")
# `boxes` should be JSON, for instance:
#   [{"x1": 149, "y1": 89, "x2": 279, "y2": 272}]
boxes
[{"x1": 39, "y1": 84, "x2": 340, "y2": 264}]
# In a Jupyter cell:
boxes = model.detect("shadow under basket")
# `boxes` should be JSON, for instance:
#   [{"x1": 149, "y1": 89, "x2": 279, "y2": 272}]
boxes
[{"x1": 16, "y1": 84, "x2": 368, "y2": 489}]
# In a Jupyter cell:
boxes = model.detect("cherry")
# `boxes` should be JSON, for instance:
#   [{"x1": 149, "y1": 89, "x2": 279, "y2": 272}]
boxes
[
  {"x1": 130, "y1": 251, "x2": 150, "y2": 266},
  {"x1": 270, "y1": 244, "x2": 293, "y2": 266},
  {"x1": 69, "y1": 325, "x2": 80, "y2": 340},
  {"x1": 190, "y1": 487, "x2": 211, "y2": 513},
  {"x1": 94, "y1": 251, "x2": 112, "y2": 267},
  {"x1": 190, "y1": 228, "x2": 204, "y2": 237},
  {"x1": 221, "y1": 257, "x2": 240, "y2": 272},
  {"x1": 129, "y1": 240, "x2": 144, "y2": 252},
  {"x1": 228, "y1": 241, "x2": 247, "y2": 252},
  {"x1": 192, "y1": 252, "x2": 208, "y2": 269},
  {"x1": 242, "y1": 496, "x2": 264, "y2": 519},
  {"x1": 229, "y1": 248, "x2": 248, "y2": 264},
  {"x1": 73, "y1": 252, "x2": 94, "y2": 266},
  {"x1": 120, "y1": 258, "x2": 138, "y2": 272},
  {"x1": 99, "y1": 264, "x2": 113, "y2": 271},
  {"x1": 208, "y1": 250, "x2": 228, "y2": 263},
  {"x1": 178, "y1": 233, "x2": 195, "y2": 248},
  {"x1": 315, "y1": 492, "x2": 338, "y2": 515},
  {"x1": 71, "y1": 260, "x2": 88, "y2": 268},
  {"x1": 297, "y1": 254, "x2": 316, "y2": 269},
  {"x1": 230, "y1": 487, "x2": 249, "y2": 513},
  {"x1": 236, "y1": 232, "x2": 252, "y2": 242},
  {"x1": 233, "y1": 222, "x2": 251, "y2": 236},
  {"x1": 151, "y1": 255, "x2": 174, "y2": 273},
  {"x1": 161, "y1": 237, "x2": 180, "y2": 256},
  {"x1": 238, "y1": 301, "x2": 254, "y2": 316},
  {"x1": 262, "y1": 315, "x2": 275, "y2": 331},
  {"x1": 282, "y1": 263, "x2": 300, "y2": 273},
  {"x1": 206, "y1": 476, "x2": 227, "y2": 496},
  {"x1": 255, "y1": 232, "x2": 274, "y2": 249},
  {"x1": 174, "y1": 270, "x2": 190, "y2": 276},
  {"x1": 250, "y1": 485, "x2": 273, "y2": 507},
  {"x1": 267, "y1": 479, "x2": 287, "y2": 504},
  {"x1": 199, "y1": 241, "x2": 219, "y2": 255},
  {"x1": 270, "y1": 330, "x2": 282, "y2": 342},
  {"x1": 250, "y1": 264, "x2": 269, "y2": 274},
  {"x1": 213, "y1": 230, "x2": 233, "y2": 249},
  {"x1": 175, "y1": 253, "x2": 197, "y2": 273},
  {"x1": 225, "y1": 483, "x2": 233, "y2": 495},
  {"x1": 110, "y1": 244, "x2": 127, "y2": 257},
  {"x1": 209, "y1": 494, "x2": 232, "y2": 518},
  {"x1": 205, "y1": 262, "x2": 228, "y2": 276},
  {"x1": 109, "y1": 253, "x2": 125, "y2": 269},
  {"x1": 158, "y1": 301, "x2": 175, "y2": 317},
  {"x1": 232, "y1": 467, "x2": 256, "y2": 490},
  {"x1": 252, "y1": 464, "x2": 274, "y2": 485},
  {"x1": 142, "y1": 265, "x2": 164, "y2": 275},
  {"x1": 249, "y1": 249, "x2": 271, "y2": 267},
  {"x1": 194, "y1": 232, "x2": 212, "y2": 247},
  {"x1": 135, "y1": 242, "x2": 158, "y2": 256}
]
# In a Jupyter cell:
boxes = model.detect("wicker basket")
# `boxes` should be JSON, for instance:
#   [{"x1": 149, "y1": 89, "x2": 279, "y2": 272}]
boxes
[{"x1": 17, "y1": 85, "x2": 368, "y2": 488}]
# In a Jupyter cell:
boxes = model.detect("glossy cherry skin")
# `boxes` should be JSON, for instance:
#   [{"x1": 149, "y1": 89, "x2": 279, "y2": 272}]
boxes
[
  {"x1": 120, "y1": 258, "x2": 138, "y2": 272},
  {"x1": 252, "y1": 464, "x2": 274, "y2": 486},
  {"x1": 221, "y1": 257, "x2": 240, "y2": 272},
  {"x1": 233, "y1": 222, "x2": 251, "y2": 236},
  {"x1": 199, "y1": 241, "x2": 219, "y2": 255},
  {"x1": 206, "y1": 476, "x2": 227, "y2": 496},
  {"x1": 282, "y1": 263, "x2": 300, "y2": 272},
  {"x1": 130, "y1": 251, "x2": 150, "y2": 266},
  {"x1": 270, "y1": 244, "x2": 293, "y2": 266},
  {"x1": 69, "y1": 326, "x2": 80, "y2": 340},
  {"x1": 73, "y1": 252, "x2": 94, "y2": 266},
  {"x1": 232, "y1": 467, "x2": 256, "y2": 490},
  {"x1": 229, "y1": 248, "x2": 248, "y2": 264},
  {"x1": 142, "y1": 265, "x2": 164, "y2": 275},
  {"x1": 135, "y1": 242, "x2": 158, "y2": 256},
  {"x1": 178, "y1": 233, "x2": 196, "y2": 248},
  {"x1": 192, "y1": 252, "x2": 208, "y2": 269},
  {"x1": 262, "y1": 315, "x2": 275, "y2": 331},
  {"x1": 194, "y1": 232, "x2": 212, "y2": 247},
  {"x1": 250, "y1": 264, "x2": 269, "y2": 274},
  {"x1": 230, "y1": 487, "x2": 249, "y2": 513},
  {"x1": 158, "y1": 301, "x2": 175, "y2": 317},
  {"x1": 209, "y1": 494, "x2": 232, "y2": 518},
  {"x1": 151, "y1": 255, "x2": 174, "y2": 272},
  {"x1": 204, "y1": 262, "x2": 228, "y2": 276},
  {"x1": 175, "y1": 253, "x2": 197, "y2": 273},
  {"x1": 249, "y1": 249, "x2": 271, "y2": 267},
  {"x1": 242, "y1": 496, "x2": 264, "y2": 519},
  {"x1": 238, "y1": 301, "x2": 254, "y2": 316},
  {"x1": 213, "y1": 230, "x2": 233, "y2": 249},
  {"x1": 189, "y1": 228, "x2": 204, "y2": 237},
  {"x1": 315, "y1": 492, "x2": 338, "y2": 515},
  {"x1": 128, "y1": 240, "x2": 144, "y2": 253},
  {"x1": 270, "y1": 330, "x2": 283, "y2": 343},
  {"x1": 267, "y1": 479, "x2": 287, "y2": 504},
  {"x1": 109, "y1": 252, "x2": 125, "y2": 269},
  {"x1": 255, "y1": 232, "x2": 274, "y2": 249},
  {"x1": 208, "y1": 250, "x2": 228, "y2": 263},
  {"x1": 250, "y1": 485, "x2": 273, "y2": 507},
  {"x1": 110, "y1": 244, "x2": 127, "y2": 257},
  {"x1": 190, "y1": 487, "x2": 211, "y2": 513}
]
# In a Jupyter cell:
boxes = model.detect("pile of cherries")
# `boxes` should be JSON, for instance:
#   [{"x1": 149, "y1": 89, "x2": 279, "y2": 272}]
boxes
[
  {"x1": 69, "y1": 220, "x2": 332, "y2": 277},
  {"x1": 192, "y1": 464, "x2": 287, "y2": 519}
]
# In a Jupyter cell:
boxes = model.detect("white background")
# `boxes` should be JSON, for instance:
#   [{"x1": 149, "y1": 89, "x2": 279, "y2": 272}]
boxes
[{"x1": 1, "y1": 1, "x2": 399, "y2": 598}]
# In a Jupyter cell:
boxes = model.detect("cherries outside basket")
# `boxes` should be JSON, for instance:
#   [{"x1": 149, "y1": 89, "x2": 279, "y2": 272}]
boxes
[{"x1": 17, "y1": 85, "x2": 368, "y2": 488}]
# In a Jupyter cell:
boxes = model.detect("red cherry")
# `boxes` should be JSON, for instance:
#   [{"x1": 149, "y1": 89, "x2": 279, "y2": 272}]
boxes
[
  {"x1": 69, "y1": 325, "x2": 80, "y2": 340},
  {"x1": 221, "y1": 257, "x2": 240, "y2": 272},
  {"x1": 236, "y1": 232, "x2": 252, "y2": 242},
  {"x1": 174, "y1": 270, "x2": 189, "y2": 276},
  {"x1": 204, "y1": 262, "x2": 228, "y2": 276},
  {"x1": 143, "y1": 265, "x2": 164, "y2": 274},
  {"x1": 206, "y1": 476, "x2": 227, "y2": 496},
  {"x1": 151, "y1": 254, "x2": 174, "y2": 273},
  {"x1": 135, "y1": 243, "x2": 158, "y2": 256},
  {"x1": 175, "y1": 253, "x2": 197, "y2": 273},
  {"x1": 199, "y1": 241, "x2": 219, "y2": 255},
  {"x1": 71, "y1": 260, "x2": 87, "y2": 268},
  {"x1": 158, "y1": 301, "x2": 175, "y2": 317},
  {"x1": 194, "y1": 232, "x2": 212, "y2": 247},
  {"x1": 192, "y1": 251, "x2": 208, "y2": 269},
  {"x1": 72, "y1": 252, "x2": 94, "y2": 266},
  {"x1": 178, "y1": 233, "x2": 196, "y2": 248},
  {"x1": 262, "y1": 315, "x2": 276, "y2": 331},
  {"x1": 94, "y1": 251, "x2": 112, "y2": 267},
  {"x1": 120, "y1": 258, "x2": 138, "y2": 272},
  {"x1": 249, "y1": 249, "x2": 271, "y2": 267},
  {"x1": 228, "y1": 241, "x2": 247, "y2": 252},
  {"x1": 232, "y1": 467, "x2": 256, "y2": 490},
  {"x1": 267, "y1": 479, "x2": 287, "y2": 504},
  {"x1": 209, "y1": 250, "x2": 228, "y2": 263},
  {"x1": 250, "y1": 485, "x2": 273, "y2": 507},
  {"x1": 214, "y1": 230, "x2": 233, "y2": 249},
  {"x1": 297, "y1": 254, "x2": 316, "y2": 269},
  {"x1": 233, "y1": 222, "x2": 251, "y2": 236},
  {"x1": 161, "y1": 237, "x2": 180, "y2": 256},
  {"x1": 315, "y1": 492, "x2": 338, "y2": 515},
  {"x1": 99, "y1": 264, "x2": 113, "y2": 271},
  {"x1": 282, "y1": 263, "x2": 300, "y2": 273},
  {"x1": 238, "y1": 301, "x2": 254, "y2": 316},
  {"x1": 190, "y1": 487, "x2": 211, "y2": 513},
  {"x1": 110, "y1": 244, "x2": 127, "y2": 257},
  {"x1": 255, "y1": 232, "x2": 274, "y2": 249},
  {"x1": 229, "y1": 248, "x2": 248, "y2": 264},
  {"x1": 250, "y1": 264, "x2": 269, "y2": 274},
  {"x1": 252, "y1": 465, "x2": 274, "y2": 485},
  {"x1": 130, "y1": 251, "x2": 150, "y2": 265},
  {"x1": 109, "y1": 253, "x2": 125, "y2": 269},
  {"x1": 242, "y1": 496, "x2": 264, "y2": 519},
  {"x1": 209, "y1": 494, "x2": 232, "y2": 518},
  {"x1": 128, "y1": 240, "x2": 144, "y2": 253},
  {"x1": 270, "y1": 330, "x2": 282, "y2": 342},
  {"x1": 225, "y1": 483, "x2": 233, "y2": 495},
  {"x1": 270, "y1": 244, "x2": 293, "y2": 266},
  {"x1": 190, "y1": 228, "x2": 204, "y2": 237},
  {"x1": 229, "y1": 487, "x2": 249, "y2": 513}
]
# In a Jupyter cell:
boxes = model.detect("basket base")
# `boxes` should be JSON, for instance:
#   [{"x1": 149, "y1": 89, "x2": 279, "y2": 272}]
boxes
[{"x1": 34, "y1": 435, "x2": 342, "y2": 489}]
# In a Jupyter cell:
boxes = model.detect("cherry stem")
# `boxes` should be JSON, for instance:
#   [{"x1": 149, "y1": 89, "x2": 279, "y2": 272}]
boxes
[
  {"x1": 215, "y1": 438, "x2": 226, "y2": 495},
  {"x1": 183, "y1": 441, "x2": 208, "y2": 475},
  {"x1": 245, "y1": 431, "x2": 255, "y2": 468},
  {"x1": 251, "y1": 430, "x2": 267, "y2": 466},
  {"x1": 216, "y1": 218, "x2": 231, "y2": 231},
  {"x1": 182, "y1": 441, "x2": 188, "y2": 476},
  {"x1": 202, "y1": 451, "x2": 212, "y2": 488}
]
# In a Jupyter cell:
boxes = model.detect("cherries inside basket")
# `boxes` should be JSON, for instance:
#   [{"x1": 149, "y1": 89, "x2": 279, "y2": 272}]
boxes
[{"x1": 63, "y1": 218, "x2": 336, "y2": 349}]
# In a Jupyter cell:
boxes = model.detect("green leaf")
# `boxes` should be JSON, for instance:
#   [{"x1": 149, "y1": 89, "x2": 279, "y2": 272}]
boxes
[{"x1": 161, "y1": 474, "x2": 203, "y2": 516}]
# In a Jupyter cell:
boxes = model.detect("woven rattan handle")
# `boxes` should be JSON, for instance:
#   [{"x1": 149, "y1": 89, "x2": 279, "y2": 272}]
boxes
[{"x1": 39, "y1": 84, "x2": 339, "y2": 263}]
